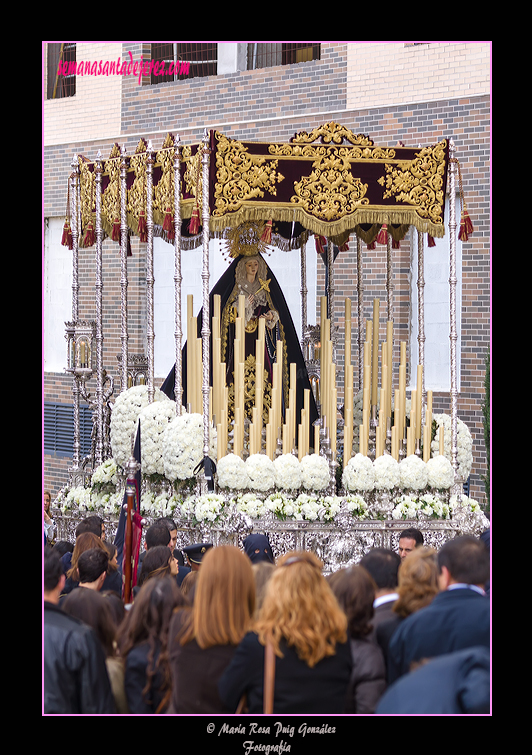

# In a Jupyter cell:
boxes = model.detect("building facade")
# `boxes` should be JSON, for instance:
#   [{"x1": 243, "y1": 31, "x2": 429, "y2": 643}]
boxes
[{"x1": 43, "y1": 42, "x2": 491, "y2": 504}]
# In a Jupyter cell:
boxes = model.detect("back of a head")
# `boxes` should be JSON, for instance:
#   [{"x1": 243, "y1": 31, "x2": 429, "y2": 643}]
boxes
[
  {"x1": 119, "y1": 575, "x2": 183, "y2": 654},
  {"x1": 394, "y1": 546, "x2": 439, "y2": 617},
  {"x1": 44, "y1": 548, "x2": 63, "y2": 594},
  {"x1": 75, "y1": 515, "x2": 103, "y2": 539},
  {"x1": 256, "y1": 550, "x2": 347, "y2": 667},
  {"x1": 62, "y1": 586, "x2": 117, "y2": 656},
  {"x1": 359, "y1": 548, "x2": 401, "y2": 591},
  {"x1": 438, "y1": 535, "x2": 490, "y2": 587},
  {"x1": 78, "y1": 547, "x2": 109, "y2": 584},
  {"x1": 190, "y1": 545, "x2": 256, "y2": 649},
  {"x1": 329, "y1": 565, "x2": 377, "y2": 639},
  {"x1": 145, "y1": 524, "x2": 171, "y2": 550},
  {"x1": 69, "y1": 532, "x2": 107, "y2": 580}
]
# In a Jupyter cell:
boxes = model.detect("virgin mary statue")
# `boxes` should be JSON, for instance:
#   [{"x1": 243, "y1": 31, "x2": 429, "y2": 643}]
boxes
[{"x1": 161, "y1": 222, "x2": 318, "y2": 442}]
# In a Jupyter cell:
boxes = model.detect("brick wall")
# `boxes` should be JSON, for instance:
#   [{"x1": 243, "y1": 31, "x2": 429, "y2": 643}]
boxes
[{"x1": 43, "y1": 42, "x2": 490, "y2": 506}]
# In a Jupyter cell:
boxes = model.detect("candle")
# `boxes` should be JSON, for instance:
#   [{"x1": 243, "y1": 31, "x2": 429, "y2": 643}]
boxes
[
  {"x1": 372, "y1": 299, "x2": 380, "y2": 407},
  {"x1": 391, "y1": 425, "x2": 399, "y2": 460},
  {"x1": 314, "y1": 423, "x2": 320, "y2": 454},
  {"x1": 411, "y1": 389, "x2": 417, "y2": 441},
  {"x1": 345, "y1": 297, "x2": 352, "y2": 369},
  {"x1": 439, "y1": 425, "x2": 445, "y2": 456}
]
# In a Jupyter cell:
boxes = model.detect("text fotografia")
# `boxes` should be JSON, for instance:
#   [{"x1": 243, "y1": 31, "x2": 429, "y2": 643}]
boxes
[{"x1": 56, "y1": 51, "x2": 190, "y2": 85}]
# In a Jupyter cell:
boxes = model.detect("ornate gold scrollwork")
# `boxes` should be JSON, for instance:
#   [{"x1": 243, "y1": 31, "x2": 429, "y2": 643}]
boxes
[
  {"x1": 213, "y1": 132, "x2": 284, "y2": 217},
  {"x1": 78, "y1": 156, "x2": 95, "y2": 236},
  {"x1": 291, "y1": 147, "x2": 369, "y2": 221},
  {"x1": 101, "y1": 143, "x2": 122, "y2": 235},
  {"x1": 377, "y1": 140, "x2": 448, "y2": 225},
  {"x1": 127, "y1": 138, "x2": 149, "y2": 229},
  {"x1": 291, "y1": 122, "x2": 375, "y2": 146},
  {"x1": 153, "y1": 133, "x2": 176, "y2": 226}
]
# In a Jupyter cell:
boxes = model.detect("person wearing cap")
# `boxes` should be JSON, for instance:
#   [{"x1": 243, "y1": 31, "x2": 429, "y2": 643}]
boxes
[{"x1": 182, "y1": 543, "x2": 213, "y2": 571}]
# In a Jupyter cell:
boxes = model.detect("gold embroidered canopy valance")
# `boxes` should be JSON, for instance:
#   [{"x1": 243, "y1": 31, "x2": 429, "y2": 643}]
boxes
[{"x1": 65, "y1": 123, "x2": 451, "y2": 251}]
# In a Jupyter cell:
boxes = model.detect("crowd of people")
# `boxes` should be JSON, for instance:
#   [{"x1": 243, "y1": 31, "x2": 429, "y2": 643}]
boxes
[{"x1": 43, "y1": 496, "x2": 491, "y2": 716}]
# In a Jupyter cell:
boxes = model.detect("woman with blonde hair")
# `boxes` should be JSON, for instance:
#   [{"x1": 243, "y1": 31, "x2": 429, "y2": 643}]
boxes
[
  {"x1": 218, "y1": 550, "x2": 352, "y2": 714},
  {"x1": 168, "y1": 545, "x2": 256, "y2": 713},
  {"x1": 376, "y1": 546, "x2": 440, "y2": 665}
]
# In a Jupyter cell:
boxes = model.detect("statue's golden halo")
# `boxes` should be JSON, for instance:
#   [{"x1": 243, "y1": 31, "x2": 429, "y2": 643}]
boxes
[{"x1": 224, "y1": 221, "x2": 271, "y2": 259}]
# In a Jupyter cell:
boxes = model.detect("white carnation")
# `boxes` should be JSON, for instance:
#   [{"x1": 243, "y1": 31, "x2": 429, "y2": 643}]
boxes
[
  {"x1": 373, "y1": 454, "x2": 400, "y2": 490},
  {"x1": 162, "y1": 412, "x2": 217, "y2": 482},
  {"x1": 273, "y1": 453, "x2": 302, "y2": 490},
  {"x1": 110, "y1": 385, "x2": 172, "y2": 468},
  {"x1": 300, "y1": 454, "x2": 330, "y2": 491},
  {"x1": 245, "y1": 454, "x2": 276, "y2": 491},
  {"x1": 342, "y1": 453, "x2": 375, "y2": 492},
  {"x1": 426, "y1": 455, "x2": 455, "y2": 490},
  {"x1": 217, "y1": 454, "x2": 250, "y2": 490},
  {"x1": 399, "y1": 454, "x2": 429, "y2": 490}
]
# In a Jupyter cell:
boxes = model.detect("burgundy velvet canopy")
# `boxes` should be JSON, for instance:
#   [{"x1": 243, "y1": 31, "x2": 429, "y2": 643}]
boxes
[{"x1": 63, "y1": 122, "x2": 461, "y2": 254}]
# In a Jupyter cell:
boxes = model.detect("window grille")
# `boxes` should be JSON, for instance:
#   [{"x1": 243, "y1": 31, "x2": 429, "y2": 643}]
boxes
[
  {"x1": 43, "y1": 402, "x2": 93, "y2": 458},
  {"x1": 247, "y1": 43, "x2": 320, "y2": 70},
  {"x1": 47, "y1": 43, "x2": 76, "y2": 99},
  {"x1": 150, "y1": 43, "x2": 217, "y2": 83}
]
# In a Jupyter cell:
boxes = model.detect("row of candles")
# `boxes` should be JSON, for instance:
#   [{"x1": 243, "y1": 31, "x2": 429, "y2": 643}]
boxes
[
  {"x1": 186, "y1": 293, "x2": 444, "y2": 462},
  {"x1": 343, "y1": 296, "x2": 443, "y2": 462}
]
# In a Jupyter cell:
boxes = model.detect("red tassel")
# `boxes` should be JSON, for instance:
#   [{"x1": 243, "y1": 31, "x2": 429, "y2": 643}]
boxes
[
  {"x1": 162, "y1": 208, "x2": 175, "y2": 240},
  {"x1": 428, "y1": 235, "x2": 436, "y2": 247},
  {"x1": 82, "y1": 221, "x2": 95, "y2": 247},
  {"x1": 138, "y1": 210, "x2": 148, "y2": 242},
  {"x1": 261, "y1": 219, "x2": 272, "y2": 243},
  {"x1": 376, "y1": 224, "x2": 388, "y2": 245},
  {"x1": 61, "y1": 220, "x2": 73, "y2": 250},
  {"x1": 367, "y1": 241, "x2": 376, "y2": 250},
  {"x1": 111, "y1": 218, "x2": 121, "y2": 242},
  {"x1": 339, "y1": 239, "x2": 350, "y2": 252},
  {"x1": 458, "y1": 209, "x2": 474, "y2": 241},
  {"x1": 392, "y1": 239, "x2": 400, "y2": 249},
  {"x1": 188, "y1": 206, "x2": 200, "y2": 235},
  {"x1": 315, "y1": 235, "x2": 326, "y2": 254}
]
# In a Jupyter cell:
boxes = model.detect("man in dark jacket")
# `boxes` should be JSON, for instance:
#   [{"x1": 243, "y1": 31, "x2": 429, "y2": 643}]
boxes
[
  {"x1": 387, "y1": 535, "x2": 490, "y2": 684},
  {"x1": 43, "y1": 549, "x2": 116, "y2": 714}
]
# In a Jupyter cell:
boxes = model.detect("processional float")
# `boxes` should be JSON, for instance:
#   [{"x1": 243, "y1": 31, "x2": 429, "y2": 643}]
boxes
[{"x1": 60, "y1": 122, "x2": 476, "y2": 578}]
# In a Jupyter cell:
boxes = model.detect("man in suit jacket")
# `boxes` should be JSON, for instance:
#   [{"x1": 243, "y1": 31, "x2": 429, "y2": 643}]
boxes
[{"x1": 387, "y1": 535, "x2": 490, "y2": 684}]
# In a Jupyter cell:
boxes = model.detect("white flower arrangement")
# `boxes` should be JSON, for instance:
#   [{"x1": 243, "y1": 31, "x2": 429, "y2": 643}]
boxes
[
  {"x1": 91, "y1": 458, "x2": 120, "y2": 489},
  {"x1": 431, "y1": 413, "x2": 473, "y2": 479},
  {"x1": 391, "y1": 494, "x2": 420, "y2": 520},
  {"x1": 181, "y1": 493, "x2": 226, "y2": 523},
  {"x1": 416, "y1": 493, "x2": 450, "y2": 519},
  {"x1": 216, "y1": 454, "x2": 250, "y2": 490},
  {"x1": 342, "y1": 453, "x2": 375, "y2": 492},
  {"x1": 162, "y1": 412, "x2": 217, "y2": 482},
  {"x1": 137, "y1": 399, "x2": 177, "y2": 477},
  {"x1": 233, "y1": 492, "x2": 267, "y2": 519},
  {"x1": 264, "y1": 491, "x2": 299, "y2": 519},
  {"x1": 273, "y1": 453, "x2": 302, "y2": 490},
  {"x1": 373, "y1": 454, "x2": 400, "y2": 490},
  {"x1": 345, "y1": 495, "x2": 370, "y2": 519},
  {"x1": 110, "y1": 385, "x2": 172, "y2": 469},
  {"x1": 399, "y1": 454, "x2": 429, "y2": 490},
  {"x1": 245, "y1": 454, "x2": 276, "y2": 492},
  {"x1": 320, "y1": 495, "x2": 343, "y2": 521},
  {"x1": 426, "y1": 454, "x2": 455, "y2": 490},
  {"x1": 300, "y1": 453, "x2": 330, "y2": 491}
]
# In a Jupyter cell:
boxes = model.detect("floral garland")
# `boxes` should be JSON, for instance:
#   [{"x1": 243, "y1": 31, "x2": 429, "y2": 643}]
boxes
[{"x1": 138, "y1": 399, "x2": 178, "y2": 477}]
